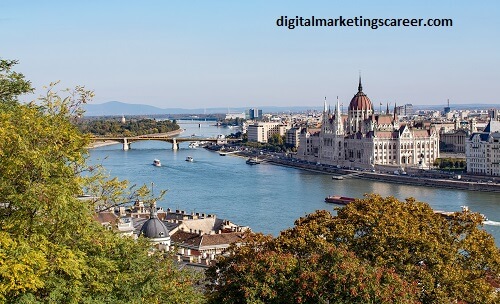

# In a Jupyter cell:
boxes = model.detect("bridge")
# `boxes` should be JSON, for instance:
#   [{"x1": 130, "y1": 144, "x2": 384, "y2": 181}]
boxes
[{"x1": 91, "y1": 135, "x2": 235, "y2": 150}]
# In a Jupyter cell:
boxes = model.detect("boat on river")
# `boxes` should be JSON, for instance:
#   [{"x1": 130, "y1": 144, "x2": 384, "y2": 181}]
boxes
[
  {"x1": 153, "y1": 159, "x2": 161, "y2": 167},
  {"x1": 246, "y1": 158, "x2": 261, "y2": 165},
  {"x1": 185, "y1": 156, "x2": 194, "y2": 162},
  {"x1": 324, "y1": 195, "x2": 356, "y2": 205},
  {"x1": 188, "y1": 142, "x2": 199, "y2": 149}
]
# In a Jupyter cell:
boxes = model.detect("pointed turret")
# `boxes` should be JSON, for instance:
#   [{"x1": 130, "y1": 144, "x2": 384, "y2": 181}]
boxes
[
  {"x1": 323, "y1": 96, "x2": 328, "y2": 113},
  {"x1": 332, "y1": 96, "x2": 343, "y2": 135},
  {"x1": 358, "y1": 75, "x2": 363, "y2": 92}
]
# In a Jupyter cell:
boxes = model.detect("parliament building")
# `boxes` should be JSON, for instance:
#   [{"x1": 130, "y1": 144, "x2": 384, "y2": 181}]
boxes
[{"x1": 297, "y1": 78, "x2": 440, "y2": 169}]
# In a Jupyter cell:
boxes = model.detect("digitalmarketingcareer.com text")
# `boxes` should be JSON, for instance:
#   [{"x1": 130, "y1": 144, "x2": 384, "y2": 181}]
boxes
[{"x1": 277, "y1": 16, "x2": 453, "y2": 30}]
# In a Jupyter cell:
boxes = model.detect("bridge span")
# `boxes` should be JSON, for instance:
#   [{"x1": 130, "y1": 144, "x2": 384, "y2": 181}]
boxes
[{"x1": 90, "y1": 135, "x2": 235, "y2": 150}]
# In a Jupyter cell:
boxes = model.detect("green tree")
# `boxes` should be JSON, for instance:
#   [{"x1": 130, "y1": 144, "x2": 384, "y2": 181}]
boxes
[
  {"x1": 0, "y1": 59, "x2": 33, "y2": 104},
  {"x1": 206, "y1": 220, "x2": 419, "y2": 304},
  {"x1": 206, "y1": 195, "x2": 500, "y2": 304},
  {"x1": 0, "y1": 59, "x2": 203, "y2": 303}
]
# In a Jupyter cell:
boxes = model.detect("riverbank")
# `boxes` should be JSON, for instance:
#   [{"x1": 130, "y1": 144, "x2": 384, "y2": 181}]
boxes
[
  {"x1": 264, "y1": 157, "x2": 500, "y2": 193},
  {"x1": 87, "y1": 128, "x2": 184, "y2": 149}
]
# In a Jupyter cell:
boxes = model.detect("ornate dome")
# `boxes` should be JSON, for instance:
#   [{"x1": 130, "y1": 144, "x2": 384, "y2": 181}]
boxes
[
  {"x1": 140, "y1": 204, "x2": 169, "y2": 239},
  {"x1": 348, "y1": 77, "x2": 373, "y2": 111}
]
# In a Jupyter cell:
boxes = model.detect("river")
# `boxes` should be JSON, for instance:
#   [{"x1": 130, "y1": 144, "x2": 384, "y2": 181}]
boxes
[{"x1": 88, "y1": 120, "x2": 500, "y2": 245}]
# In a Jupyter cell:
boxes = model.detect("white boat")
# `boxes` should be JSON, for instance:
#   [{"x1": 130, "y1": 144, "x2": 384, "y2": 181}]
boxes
[
  {"x1": 153, "y1": 159, "x2": 161, "y2": 167},
  {"x1": 188, "y1": 142, "x2": 199, "y2": 149},
  {"x1": 185, "y1": 156, "x2": 194, "y2": 162}
]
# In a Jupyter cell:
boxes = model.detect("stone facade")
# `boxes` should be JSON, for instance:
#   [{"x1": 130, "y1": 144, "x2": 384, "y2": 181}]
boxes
[
  {"x1": 297, "y1": 79, "x2": 440, "y2": 169},
  {"x1": 466, "y1": 121, "x2": 500, "y2": 176}
]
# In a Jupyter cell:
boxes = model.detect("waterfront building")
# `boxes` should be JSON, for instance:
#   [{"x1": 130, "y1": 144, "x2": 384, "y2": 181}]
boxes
[
  {"x1": 286, "y1": 127, "x2": 302, "y2": 148},
  {"x1": 247, "y1": 122, "x2": 287, "y2": 143},
  {"x1": 466, "y1": 120, "x2": 500, "y2": 176},
  {"x1": 297, "y1": 78, "x2": 440, "y2": 169}
]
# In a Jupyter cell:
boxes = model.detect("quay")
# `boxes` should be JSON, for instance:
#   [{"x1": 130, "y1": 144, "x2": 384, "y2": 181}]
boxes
[{"x1": 261, "y1": 156, "x2": 500, "y2": 193}]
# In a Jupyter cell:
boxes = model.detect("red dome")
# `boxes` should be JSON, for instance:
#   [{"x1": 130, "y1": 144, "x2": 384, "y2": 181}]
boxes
[{"x1": 348, "y1": 78, "x2": 373, "y2": 111}]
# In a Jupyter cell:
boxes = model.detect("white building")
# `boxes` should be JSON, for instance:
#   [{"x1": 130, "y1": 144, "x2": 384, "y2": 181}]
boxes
[
  {"x1": 225, "y1": 113, "x2": 246, "y2": 120},
  {"x1": 247, "y1": 122, "x2": 287, "y2": 143},
  {"x1": 297, "y1": 78, "x2": 440, "y2": 169},
  {"x1": 466, "y1": 121, "x2": 500, "y2": 176}
]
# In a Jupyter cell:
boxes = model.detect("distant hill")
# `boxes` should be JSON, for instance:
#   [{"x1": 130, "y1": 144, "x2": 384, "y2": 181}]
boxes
[
  {"x1": 83, "y1": 101, "x2": 340, "y2": 116},
  {"x1": 83, "y1": 101, "x2": 167, "y2": 116},
  {"x1": 83, "y1": 101, "x2": 499, "y2": 116}
]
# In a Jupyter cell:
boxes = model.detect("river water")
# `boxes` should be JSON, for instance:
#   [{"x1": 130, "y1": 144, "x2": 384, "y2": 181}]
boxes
[{"x1": 88, "y1": 120, "x2": 500, "y2": 245}]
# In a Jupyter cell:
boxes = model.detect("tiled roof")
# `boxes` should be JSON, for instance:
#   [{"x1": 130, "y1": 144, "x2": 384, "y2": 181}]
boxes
[
  {"x1": 200, "y1": 232, "x2": 245, "y2": 247},
  {"x1": 376, "y1": 115, "x2": 393, "y2": 125},
  {"x1": 178, "y1": 218, "x2": 224, "y2": 234},
  {"x1": 171, "y1": 231, "x2": 245, "y2": 249},
  {"x1": 376, "y1": 131, "x2": 399, "y2": 139},
  {"x1": 414, "y1": 130, "x2": 430, "y2": 137},
  {"x1": 94, "y1": 212, "x2": 118, "y2": 225}
]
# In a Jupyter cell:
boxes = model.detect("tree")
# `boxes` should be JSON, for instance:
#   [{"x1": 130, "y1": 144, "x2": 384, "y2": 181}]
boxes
[
  {"x1": 323, "y1": 195, "x2": 500, "y2": 303},
  {"x1": 0, "y1": 59, "x2": 203, "y2": 303},
  {"x1": 0, "y1": 59, "x2": 32, "y2": 104},
  {"x1": 206, "y1": 195, "x2": 500, "y2": 304}
]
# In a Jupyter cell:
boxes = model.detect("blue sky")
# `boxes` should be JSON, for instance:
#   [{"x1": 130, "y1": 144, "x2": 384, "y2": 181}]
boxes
[{"x1": 1, "y1": 0, "x2": 499, "y2": 108}]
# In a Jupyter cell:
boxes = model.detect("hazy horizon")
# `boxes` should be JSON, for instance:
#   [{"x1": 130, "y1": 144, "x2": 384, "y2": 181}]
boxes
[{"x1": 2, "y1": 1, "x2": 499, "y2": 108}]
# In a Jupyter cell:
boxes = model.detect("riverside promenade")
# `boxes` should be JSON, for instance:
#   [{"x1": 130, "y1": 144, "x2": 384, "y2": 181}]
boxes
[{"x1": 264, "y1": 156, "x2": 500, "y2": 193}]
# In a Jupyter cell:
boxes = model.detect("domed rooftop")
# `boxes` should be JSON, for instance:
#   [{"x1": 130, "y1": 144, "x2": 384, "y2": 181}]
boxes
[
  {"x1": 140, "y1": 203, "x2": 169, "y2": 239},
  {"x1": 348, "y1": 77, "x2": 373, "y2": 111}
]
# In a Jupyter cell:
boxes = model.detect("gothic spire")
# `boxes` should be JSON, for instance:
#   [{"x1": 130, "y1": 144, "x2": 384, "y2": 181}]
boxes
[{"x1": 358, "y1": 74, "x2": 363, "y2": 92}]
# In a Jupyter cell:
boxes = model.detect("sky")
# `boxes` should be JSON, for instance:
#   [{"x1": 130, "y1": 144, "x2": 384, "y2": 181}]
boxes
[{"x1": 1, "y1": 0, "x2": 499, "y2": 109}]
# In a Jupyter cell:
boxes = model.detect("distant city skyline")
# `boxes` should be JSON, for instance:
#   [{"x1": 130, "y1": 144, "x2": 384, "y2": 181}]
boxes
[{"x1": 1, "y1": 1, "x2": 499, "y2": 108}]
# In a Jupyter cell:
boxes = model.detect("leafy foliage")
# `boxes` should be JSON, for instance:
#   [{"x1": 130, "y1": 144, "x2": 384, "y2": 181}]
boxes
[
  {"x1": 0, "y1": 59, "x2": 33, "y2": 104},
  {"x1": 207, "y1": 195, "x2": 500, "y2": 304},
  {"x1": 206, "y1": 232, "x2": 418, "y2": 303},
  {"x1": 77, "y1": 117, "x2": 180, "y2": 137},
  {"x1": 0, "y1": 59, "x2": 203, "y2": 303}
]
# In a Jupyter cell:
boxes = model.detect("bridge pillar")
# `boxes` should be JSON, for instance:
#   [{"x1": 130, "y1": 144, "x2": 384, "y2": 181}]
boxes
[
  {"x1": 172, "y1": 139, "x2": 178, "y2": 150},
  {"x1": 123, "y1": 138, "x2": 130, "y2": 151}
]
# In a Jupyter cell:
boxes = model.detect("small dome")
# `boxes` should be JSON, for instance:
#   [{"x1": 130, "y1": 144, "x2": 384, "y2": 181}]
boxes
[
  {"x1": 348, "y1": 77, "x2": 373, "y2": 111},
  {"x1": 139, "y1": 203, "x2": 169, "y2": 240},
  {"x1": 140, "y1": 217, "x2": 169, "y2": 239}
]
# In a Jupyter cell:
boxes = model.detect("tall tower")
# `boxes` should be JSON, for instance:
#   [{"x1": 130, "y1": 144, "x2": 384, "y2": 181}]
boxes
[
  {"x1": 321, "y1": 97, "x2": 332, "y2": 134},
  {"x1": 347, "y1": 76, "x2": 373, "y2": 134},
  {"x1": 334, "y1": 96, "x2": 344, "y2": 135}
]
